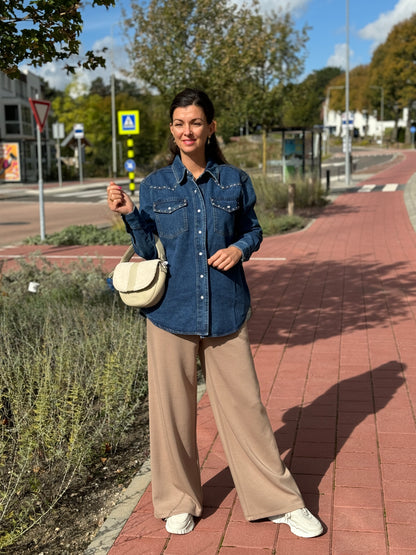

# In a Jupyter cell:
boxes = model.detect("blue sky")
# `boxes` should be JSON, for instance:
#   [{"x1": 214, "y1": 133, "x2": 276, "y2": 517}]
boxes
[{"x1": 32, "y1": 0, "x2": 416, "y2": 90}]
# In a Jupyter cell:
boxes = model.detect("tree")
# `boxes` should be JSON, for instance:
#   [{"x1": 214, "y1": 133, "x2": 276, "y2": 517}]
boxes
[
  {"x1": 0, "y1": 0, "x2": 115, "y2": 78},
  {"x1": 124, "y1": 0, "x2": 309, "y2": 171},
  {"x1": 326, "y1": 65, "x2": 372, "y2": 113},
  {"x1": 123, "y1": 0, "x2": 257, "y2": 102},
  {"x1": 239, "y1": 9, "x2": 309, "y2": 172},
  {"x1": 52, "y1": 77, "x2": 167, "y2": 175},
  {"x1": 369, "y1": 14, "x2": 416, "y2": 142},
  {"x1": 283, "y1": 67, "x2": 343, "y2": 127}
]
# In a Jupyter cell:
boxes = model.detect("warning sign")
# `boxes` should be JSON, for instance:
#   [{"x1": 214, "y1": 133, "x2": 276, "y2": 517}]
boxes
[
  {"x1": 118, "y1": 110, "x2": 140, "y2": 135},
  {"x1": 29, "y1": 98, "x2": 51, "y2": 132}
]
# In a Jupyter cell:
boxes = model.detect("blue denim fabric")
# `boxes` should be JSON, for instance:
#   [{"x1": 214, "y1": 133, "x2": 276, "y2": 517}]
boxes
[{"x1": 123, "y1": 155, "x2": 262, "y2": 337}]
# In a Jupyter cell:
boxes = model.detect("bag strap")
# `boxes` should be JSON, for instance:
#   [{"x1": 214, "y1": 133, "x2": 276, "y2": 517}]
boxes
[{"x1": 116, "y1": 234, "x2": 165, "y2": 265}]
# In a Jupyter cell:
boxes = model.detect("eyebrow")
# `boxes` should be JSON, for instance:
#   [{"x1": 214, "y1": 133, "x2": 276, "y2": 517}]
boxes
[{"x1": 172, "y1": 118, "x2": 205, "y2": 123}]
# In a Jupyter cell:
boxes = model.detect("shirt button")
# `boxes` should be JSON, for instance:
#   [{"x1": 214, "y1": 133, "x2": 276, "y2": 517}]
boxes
[
  {"x1": 200, "y1": 295, "x2": 204, "y2": 300},
  {"x1": 198, "y1": 230, "x2": 202, "y2": 234},
  {"x1": 197, "y1": 209, "x2": 201, "y2": 213},
  {"x1": 199, "y1": 252, "x2": 203, "y2": 256},
  {"x1": 200, "y1": 274, "x2": 204, "y2": 278}
]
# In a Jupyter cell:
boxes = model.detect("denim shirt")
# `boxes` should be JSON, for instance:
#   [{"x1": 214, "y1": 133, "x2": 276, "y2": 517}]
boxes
[{"x1": 123, "y1": 155, "x2": 262, "y2": 337}]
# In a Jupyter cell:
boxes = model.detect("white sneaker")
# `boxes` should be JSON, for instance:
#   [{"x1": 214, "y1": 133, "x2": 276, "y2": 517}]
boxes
[
  {"x1": 165, "y1": 513, "x2": 195, "y2": 535},
  {"x1": 269, "y1": 507, "x2": 323, "y2": 538}
]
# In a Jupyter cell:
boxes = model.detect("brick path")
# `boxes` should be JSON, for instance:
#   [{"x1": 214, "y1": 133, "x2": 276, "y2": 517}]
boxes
[
  {"x1": 108, "y1": 152, "x2": 416, "y2": 554},
  {"x1": 1, "y1": 152, "x2": 416, "y2": 553}
]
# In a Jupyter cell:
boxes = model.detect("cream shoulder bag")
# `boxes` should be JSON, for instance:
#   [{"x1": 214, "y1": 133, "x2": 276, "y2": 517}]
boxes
[{"x1": 110, "y1": 235, "x2": 168, "y2": 308}]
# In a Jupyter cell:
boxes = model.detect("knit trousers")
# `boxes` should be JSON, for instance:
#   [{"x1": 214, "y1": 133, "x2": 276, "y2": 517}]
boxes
[{"x1": 146, "y1": 319, "x2": 305, "y2": 521}]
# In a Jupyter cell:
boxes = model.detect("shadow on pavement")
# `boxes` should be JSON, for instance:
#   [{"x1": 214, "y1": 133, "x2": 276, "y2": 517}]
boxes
[
  {"x1": 201, "y1": 361, "x2": 405, "y2": 518},
  {"x1": 277, "y1": 360, "x2": 405, "y2": 514},
  {"x1": 247, "y1": 257, "x2": 416, "y2": 347}
]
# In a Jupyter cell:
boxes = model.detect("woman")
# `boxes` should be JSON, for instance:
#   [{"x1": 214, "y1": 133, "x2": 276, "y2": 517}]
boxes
[{"x1": 107, "y1": 88, "x2": 323, "y2": 538}]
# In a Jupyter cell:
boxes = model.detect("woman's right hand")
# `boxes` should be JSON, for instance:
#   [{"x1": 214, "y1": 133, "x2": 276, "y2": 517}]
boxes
[{"x1": 107, "y1": 182, "x2": 135, "y2": 215}]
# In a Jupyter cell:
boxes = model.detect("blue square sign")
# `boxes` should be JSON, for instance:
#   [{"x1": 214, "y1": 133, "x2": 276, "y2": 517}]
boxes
[{"x1": 118, "y1": 110, "x2": 140, "y2": 135}]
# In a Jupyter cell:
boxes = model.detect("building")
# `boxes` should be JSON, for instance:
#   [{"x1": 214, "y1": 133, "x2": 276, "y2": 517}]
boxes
[{"x1": 1, "y1": 69, "x2": 54, "y2": 182}]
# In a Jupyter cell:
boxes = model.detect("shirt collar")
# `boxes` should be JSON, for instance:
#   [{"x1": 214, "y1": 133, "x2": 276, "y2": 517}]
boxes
[{"x1": 171, "y1": 155, "x2": 220, "y2": 185}]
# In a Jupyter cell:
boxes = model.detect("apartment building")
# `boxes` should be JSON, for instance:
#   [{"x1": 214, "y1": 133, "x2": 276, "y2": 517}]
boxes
[{"x1": 1, "y1": 69, "x2": 53, "y2": 182}]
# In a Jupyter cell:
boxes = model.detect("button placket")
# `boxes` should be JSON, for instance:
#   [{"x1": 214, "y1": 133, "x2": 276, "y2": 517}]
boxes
[{"x1": 193, "y1": 181, "x2": 209, "y2": 335}]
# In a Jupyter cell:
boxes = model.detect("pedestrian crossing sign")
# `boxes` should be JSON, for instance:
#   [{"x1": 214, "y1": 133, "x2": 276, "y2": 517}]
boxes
[{"x1": 118, "y1": 110, "x2": 140, "y2": 135}]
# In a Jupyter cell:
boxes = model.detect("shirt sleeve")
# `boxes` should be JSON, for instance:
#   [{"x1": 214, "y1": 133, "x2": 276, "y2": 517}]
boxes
[
  {"x1": 122, "y1": 180, "x2": 159, "y2": 260},
  {"x1": 231, "y1": 170, "x2": 263, "y2": 261}
]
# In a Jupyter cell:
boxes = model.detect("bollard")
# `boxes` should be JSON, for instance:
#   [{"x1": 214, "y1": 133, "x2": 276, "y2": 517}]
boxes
[
  {"x1": 288, "y1": 183, "x2": 296, "y2": 216},
  {"x1": 326, "y1": 169, "x2": 330, "y2": 192}
]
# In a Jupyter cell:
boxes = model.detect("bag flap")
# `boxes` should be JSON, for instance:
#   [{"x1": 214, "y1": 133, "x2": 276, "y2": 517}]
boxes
[{"x1": 112, "y1": 260, "x2": 161, "y2": 293}]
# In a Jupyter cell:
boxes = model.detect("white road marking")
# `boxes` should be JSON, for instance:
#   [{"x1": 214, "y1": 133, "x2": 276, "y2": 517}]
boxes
[
  {"x1": 358, "y1": 184, "x2": 376, "y2": 192},
  {"x1": 382, "y1": 184, "x2": 399, "y2": 192}
]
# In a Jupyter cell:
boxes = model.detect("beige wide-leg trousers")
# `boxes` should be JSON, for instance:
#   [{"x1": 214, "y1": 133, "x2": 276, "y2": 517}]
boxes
[{"x1": 146, "y1": 319, "x2": 305, "y2": 521}]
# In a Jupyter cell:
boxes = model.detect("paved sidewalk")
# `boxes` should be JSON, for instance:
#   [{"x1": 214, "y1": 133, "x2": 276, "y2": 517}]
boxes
[
  {"x1": 84, "y1": 151, "x2": 416, "y2": 554},
  {"x1": 1, "y1": 152, "x2": 416, "y2": 554}
]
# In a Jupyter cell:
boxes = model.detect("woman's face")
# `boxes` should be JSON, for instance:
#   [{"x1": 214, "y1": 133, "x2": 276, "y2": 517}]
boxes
[{"x1": 170, "y1": 104, "x2": 216, "y2": 160}]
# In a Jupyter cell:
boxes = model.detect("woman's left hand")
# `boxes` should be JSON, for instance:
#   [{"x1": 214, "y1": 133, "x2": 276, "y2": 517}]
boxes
[{"x1": 208, "y1": 246, "x2": 242, "y2": 271}]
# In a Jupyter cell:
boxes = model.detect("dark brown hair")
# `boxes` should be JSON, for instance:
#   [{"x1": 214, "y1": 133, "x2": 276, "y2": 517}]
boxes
[{"x1": 168, "y1": 88, "x2": 228, "y2": 165}]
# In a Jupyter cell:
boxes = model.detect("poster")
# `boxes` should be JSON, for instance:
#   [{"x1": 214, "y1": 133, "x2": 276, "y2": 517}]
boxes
[{"x1": 0, "y1": 142, "x2": 21, "y2": 182}]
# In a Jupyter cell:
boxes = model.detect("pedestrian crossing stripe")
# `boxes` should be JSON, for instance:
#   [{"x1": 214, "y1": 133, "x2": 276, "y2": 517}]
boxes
[
  {"x1": 381, "y1": 183, "x2": 400, "y2": 192},
  {"x1": 356, "y1": 184, "x2": 402, "y2": 193}
]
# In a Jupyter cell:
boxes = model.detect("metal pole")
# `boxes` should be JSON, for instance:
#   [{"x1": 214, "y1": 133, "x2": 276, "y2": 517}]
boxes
[
  {"x1": 111, "y1": 73, "x2": 117, "y2": 177},
  {"x1": 325, "y1": 85, "x2": 345, "y2": 155},
  {"x1": 380, "y1": 87, "x2": 384, "y2": 147},
  {"x1": 56, "y1": 139, "x2": 63, "y2": 187},
  {"x1": 77, "y1": 137, "x2": 83, "y2": 185},
  {"x1": 345, "y1": 0, "x2": 351, "y2": 186},
  {"x1": 36, "y1": 124, "x2": 46, "y2": 240}
]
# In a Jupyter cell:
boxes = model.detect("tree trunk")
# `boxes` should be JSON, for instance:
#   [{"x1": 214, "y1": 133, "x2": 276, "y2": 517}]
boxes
[{"x1": 262, "y1": 128, "x2": 267, "y2": 175}]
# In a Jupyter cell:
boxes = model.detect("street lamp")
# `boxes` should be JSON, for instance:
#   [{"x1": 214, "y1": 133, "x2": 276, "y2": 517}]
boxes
[
  {"x1": 324, "y1": 85, "x2": 344, "y2": 155},
  {"x1": 345, "y1": 0, "x2": 351, "y2": 186},
  {"x1": 111, "y1": 25, "x2": 117, "y2": 177},
  {"x1": 371, "y1": 85, "x2": 384, "y2": 147}
]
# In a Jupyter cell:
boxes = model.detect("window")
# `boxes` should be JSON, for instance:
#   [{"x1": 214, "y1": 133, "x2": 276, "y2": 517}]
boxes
[
  {"x1": 21, "y1": 105, "x2": 33, "y2": 135},
  {"x1": 5, "y1": 105, "x2": 20, "y2": 134}
]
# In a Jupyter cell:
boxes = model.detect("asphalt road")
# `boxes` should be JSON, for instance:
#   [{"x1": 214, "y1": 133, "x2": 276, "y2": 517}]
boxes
[
  {"x1": 0, "y1": 149, "x2": 399, "y2": 248},
  {"x1": 0, "y1": 199, "x2": 115, "y2": 247}
]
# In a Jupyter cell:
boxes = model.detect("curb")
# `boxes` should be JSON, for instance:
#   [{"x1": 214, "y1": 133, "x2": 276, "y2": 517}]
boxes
[
  {"x1": 404, "y1": 171, "x2": 416, "y2": 233},
  {"x1": 84, "y1": 383, "x2": 207, "y2": 554},
  {"x1": 84, "y1": 167, "x2": 416, "y2": 554}
]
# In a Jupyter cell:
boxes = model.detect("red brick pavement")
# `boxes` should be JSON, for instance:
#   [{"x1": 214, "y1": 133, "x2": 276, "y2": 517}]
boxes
[{"x1": 2, "y1": 151, "x2": 416, "y2": 553}]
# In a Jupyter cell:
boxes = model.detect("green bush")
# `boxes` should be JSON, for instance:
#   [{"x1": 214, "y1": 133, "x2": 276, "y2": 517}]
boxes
[
  {"x1": 258, "y1": 212, "x2": 307, "y2": 236},
  {"x1": 0, "y1": 257, "x2": 147, "y2": 547},
  {"x1": 24, "y1": 224, "x2": 131, "y2": 246},
  {"x1": 252, "y1": 174, "x2": 327, "y2": 212}
]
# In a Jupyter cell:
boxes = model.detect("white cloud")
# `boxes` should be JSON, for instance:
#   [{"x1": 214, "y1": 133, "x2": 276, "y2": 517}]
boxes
[
  {"x1": 233, "y1": 0, "x2": 311, "y2": 15},
  {"x1": 20, "y1": 36, "x2": 132, "y2": 92},
  {"x1": 358, "y1": 0, "x2": 416, "y2": 49},
  {"x1": 326, "y1": 43, "x2": 354, "y2": 70}
]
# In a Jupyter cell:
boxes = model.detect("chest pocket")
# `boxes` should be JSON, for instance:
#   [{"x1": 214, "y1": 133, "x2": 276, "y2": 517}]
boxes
[
  {"x1": 153, "y1": 199, "x2": 188, "y2": 239},
  {"x1": 210, "y1": 197, "x2": 240, "y2": 238}
]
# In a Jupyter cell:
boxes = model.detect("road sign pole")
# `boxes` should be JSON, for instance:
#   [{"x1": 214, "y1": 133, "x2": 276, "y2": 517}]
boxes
[
  {"x1": 36, "y1": 124, "x2": 46, "y2": 240},
  {"x1": 56, "y1": 139, "x2": 63, "y2": 187},
  {"x1": 30, "y1": 97, "x2": 50, "y2": 241},
  {"x1": 127, "y1": 137, "x2": 135, "y2": 194},
  {"x1": 77, "y1": 137, "x2": 83, "y2": 185}
]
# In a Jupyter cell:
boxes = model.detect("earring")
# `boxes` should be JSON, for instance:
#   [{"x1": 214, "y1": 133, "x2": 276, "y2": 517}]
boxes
[{"x1": 207, "y1": 136, "x2": 211, "y2": 145}]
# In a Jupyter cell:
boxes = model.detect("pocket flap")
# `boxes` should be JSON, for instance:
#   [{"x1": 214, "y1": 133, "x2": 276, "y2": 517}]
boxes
[{"x1": 113, "y1": 260, "x2": 161, "y2": 293}]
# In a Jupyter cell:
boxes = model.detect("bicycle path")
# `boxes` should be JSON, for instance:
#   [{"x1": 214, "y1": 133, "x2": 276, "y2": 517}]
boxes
[
  {"x1": 1, "y1": 151, "x2": 416, "y2": 554},
  {"x1": 87, "y1": 150, "x2": 416, "y2": 554}
]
